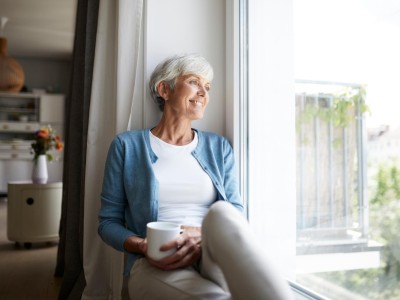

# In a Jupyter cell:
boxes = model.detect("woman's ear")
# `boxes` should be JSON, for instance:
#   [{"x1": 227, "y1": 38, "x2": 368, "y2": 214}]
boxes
[{"x1": 157, "y1": 81, "x2": 171, "y2": 101}]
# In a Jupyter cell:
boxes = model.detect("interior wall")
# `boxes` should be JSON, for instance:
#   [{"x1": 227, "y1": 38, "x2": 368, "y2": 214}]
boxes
[
  {"x1": 16, "y1": 57, "x2": 72, "y2": 95},
  {"x1": 144, "y1": 0, "x2": 226, "y2": 136}
]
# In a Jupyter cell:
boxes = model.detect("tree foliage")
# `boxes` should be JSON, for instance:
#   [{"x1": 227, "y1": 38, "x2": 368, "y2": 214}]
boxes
[{"x1": 317, "y1": 161, "x2": 400, "y2": 299}]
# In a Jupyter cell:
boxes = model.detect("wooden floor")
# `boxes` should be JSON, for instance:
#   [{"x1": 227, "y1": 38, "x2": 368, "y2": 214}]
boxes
[{"x1": 0, "y1": 197, "x2": 61, "y2": 300}]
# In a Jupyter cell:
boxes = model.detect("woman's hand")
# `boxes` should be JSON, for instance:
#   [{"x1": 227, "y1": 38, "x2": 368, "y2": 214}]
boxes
[
  {"x1": 146, "y1": 226, "x2": 202, "y2": 271},
  {"x1": 124, "y1": 235, "x2": 148, "y2": 254}
]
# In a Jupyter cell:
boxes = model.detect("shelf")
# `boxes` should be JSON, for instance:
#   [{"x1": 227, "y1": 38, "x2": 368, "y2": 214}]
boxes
[
  {"x1": 0, "y1": 108, "x2": 36, "y2": 113},
  {"x1": 0, "y1": 122, "x2": 39, "y2": 132},
  {"x1": 0, "y1": 93, "x2": 40, "y2": 124}
]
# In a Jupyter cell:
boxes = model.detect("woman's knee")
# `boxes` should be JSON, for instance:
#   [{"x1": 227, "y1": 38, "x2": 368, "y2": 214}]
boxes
[{"x1": 204, "y1": 201, "x2": 244, "y2": 228}]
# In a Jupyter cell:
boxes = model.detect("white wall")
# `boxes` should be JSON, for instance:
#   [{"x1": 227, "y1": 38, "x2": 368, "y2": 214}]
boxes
[{"x1": 144, "y1": 0, "x2": 226, "y2": 136}]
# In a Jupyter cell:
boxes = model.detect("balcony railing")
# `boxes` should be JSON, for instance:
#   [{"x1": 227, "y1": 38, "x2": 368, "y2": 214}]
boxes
[{"x1": 295, "y1": 81, "x2": 369, "y2": 252}]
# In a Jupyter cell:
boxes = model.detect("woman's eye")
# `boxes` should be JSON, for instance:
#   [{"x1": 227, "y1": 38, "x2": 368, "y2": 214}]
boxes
[{"x1": 188, "y1": 78, "x2": 210, "y2": 91}]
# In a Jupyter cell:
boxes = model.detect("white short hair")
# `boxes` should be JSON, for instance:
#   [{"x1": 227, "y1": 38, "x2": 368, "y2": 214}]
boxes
[{"x1": 149, "y1": 54, "x2": 214, "y2": 111}]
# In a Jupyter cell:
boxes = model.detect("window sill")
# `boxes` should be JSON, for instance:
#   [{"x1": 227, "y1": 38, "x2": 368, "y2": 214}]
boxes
[
  {"x1": 290, "y1": 281, "x2": 328, "y2": 300},
  {"x1": 296, "y1": 239, "x2": 382, "y2": 273}
]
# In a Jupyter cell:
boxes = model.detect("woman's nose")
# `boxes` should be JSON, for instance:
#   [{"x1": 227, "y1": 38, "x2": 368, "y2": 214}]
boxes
[{"x1": 197, "y1": 85, "x2": 207, "y2": 96}]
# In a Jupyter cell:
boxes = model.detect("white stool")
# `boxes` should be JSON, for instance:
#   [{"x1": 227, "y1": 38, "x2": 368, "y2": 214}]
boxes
[{"x1": 7, "y1": 181, "x2": 62, "y2": 248}]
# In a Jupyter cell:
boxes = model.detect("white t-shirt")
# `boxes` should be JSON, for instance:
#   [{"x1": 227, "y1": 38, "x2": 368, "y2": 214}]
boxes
[{"x1": 150, "y1": 131, "x2": 217, "y2": 226}]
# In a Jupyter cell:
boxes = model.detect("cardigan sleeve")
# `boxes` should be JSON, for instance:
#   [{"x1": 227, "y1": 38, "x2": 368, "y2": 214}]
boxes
[
  {"x1": 98, "y1": 136, "x2": 136, "y2": 252},
  {"x1": 221, "y1": 137, "x2": 244, "y2": 212}
]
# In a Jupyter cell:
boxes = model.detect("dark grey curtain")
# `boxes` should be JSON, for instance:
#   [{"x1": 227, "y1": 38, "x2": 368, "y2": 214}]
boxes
[{"x1": 55, "y1": 0, "x2": 99, "y2": 299}]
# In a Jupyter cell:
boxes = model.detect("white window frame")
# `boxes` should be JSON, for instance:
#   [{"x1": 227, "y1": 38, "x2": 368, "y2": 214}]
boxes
[
  {"x1": 246, "y1": 0, "x2": 297, "y2": 278},
  {"x1": 227, "y1": 0, "x2": 330, "y2": 298}
]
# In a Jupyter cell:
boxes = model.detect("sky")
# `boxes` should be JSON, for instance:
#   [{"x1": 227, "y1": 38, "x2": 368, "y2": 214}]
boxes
[{"x1": 293, "y1": 0, "x2": 400, "y2": 129}]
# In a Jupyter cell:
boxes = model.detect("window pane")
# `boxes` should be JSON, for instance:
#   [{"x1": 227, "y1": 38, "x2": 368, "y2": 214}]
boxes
[{"x1": 294, "y1": 0, "x2": 400, "y2": 299}]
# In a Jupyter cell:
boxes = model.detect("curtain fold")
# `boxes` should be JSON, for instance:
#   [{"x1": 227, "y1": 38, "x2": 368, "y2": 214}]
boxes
[
  {"x1": 55, "y1": 0, "x2": 99, "y2": 299},
  {"x1": 82, "y1": 1, "x2": 145, "y2": 299},
  {"x1": 56, "y1": 0, "x2": 144, "y2": 298}
]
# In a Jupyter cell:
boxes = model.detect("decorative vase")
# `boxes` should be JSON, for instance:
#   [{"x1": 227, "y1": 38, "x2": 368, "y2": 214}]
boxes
[
  {"x1": 32, "y1": 155, "x2": 48, "y2": 184},
  {"x1": 0, "y1": 37, "x2": 25, "y2": 92}
]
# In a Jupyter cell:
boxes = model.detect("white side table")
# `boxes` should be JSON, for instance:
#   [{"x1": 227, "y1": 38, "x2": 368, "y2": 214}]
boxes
[{"x1": 7, "y1": 181, "x2": 62, "y2": 248}]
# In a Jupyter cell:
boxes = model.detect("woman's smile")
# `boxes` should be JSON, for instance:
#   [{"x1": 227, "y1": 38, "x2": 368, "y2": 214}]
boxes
[{"x1": 189, "y1": 99, "x2": 203, "y2": 106}]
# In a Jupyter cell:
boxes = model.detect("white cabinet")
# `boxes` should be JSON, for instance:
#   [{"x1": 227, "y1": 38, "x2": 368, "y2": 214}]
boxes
[
  {"x1": 0, "y1": 93, "x2": 40, "y2": 124},
  {"x1": 0, "y1": 92, "x2": 65, "y2": 193},
  {"x1": 0, "y1": 92, "x2": 65, "y2": 136},
  {"x1": 7, "y1": 181, "x2": 63, "y2": 246}
]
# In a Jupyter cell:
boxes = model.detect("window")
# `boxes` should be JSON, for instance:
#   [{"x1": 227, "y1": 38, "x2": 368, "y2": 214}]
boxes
[
  {"x1": 243, "y1": 0, "x2": 400, "y2": 299},
  {"x1": 293, "y1": 0, "x2": 400, "y2": 299}
]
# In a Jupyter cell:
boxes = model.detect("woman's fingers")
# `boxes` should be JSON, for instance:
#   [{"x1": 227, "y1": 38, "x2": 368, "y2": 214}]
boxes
[
  {"x1": 158, "y1": 243, "x2": 201, "y2": 271},
  {"x1": 148, "y1": 234, "x2": 202, "y2": 270},
  {"x1": 160, "y1": 234, "x2": 186, "y2": 251}
]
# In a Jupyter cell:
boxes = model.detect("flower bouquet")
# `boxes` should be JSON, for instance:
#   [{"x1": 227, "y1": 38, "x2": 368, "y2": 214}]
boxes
[{"x1": 31, "y1": 125, "x2": 64, "y2": 161}]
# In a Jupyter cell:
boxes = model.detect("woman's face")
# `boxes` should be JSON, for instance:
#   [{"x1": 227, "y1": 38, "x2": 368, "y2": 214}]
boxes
[{"x1": 161, "y1": 74, "x2": 211, "y2": 120}]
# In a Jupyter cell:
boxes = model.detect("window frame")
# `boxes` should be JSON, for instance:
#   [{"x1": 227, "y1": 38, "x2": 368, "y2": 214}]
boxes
[{"x1": 234, "y1": 0, "x2": 329, "y2": 298}]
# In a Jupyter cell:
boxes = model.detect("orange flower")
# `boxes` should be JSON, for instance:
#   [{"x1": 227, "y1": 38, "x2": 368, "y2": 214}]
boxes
[
  {"x1": 55, "y1": 141, "x2": 64, "y2": 151},
  {"x1": 31, "y1": 125, "x2": 64, "y2": 161},
  {"x1": 37, "y1": 129, "x2": 49, "y2": 139}
]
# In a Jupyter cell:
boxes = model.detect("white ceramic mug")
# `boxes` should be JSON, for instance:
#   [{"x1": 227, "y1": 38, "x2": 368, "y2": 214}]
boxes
[{"x1": 146, "y1": 222, "x2": 181, "y2": 260}]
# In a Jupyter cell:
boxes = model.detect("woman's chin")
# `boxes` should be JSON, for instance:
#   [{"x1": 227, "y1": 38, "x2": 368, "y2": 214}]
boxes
[{"x1": 191, "y1": 114, "x2": 204, "y2": 121}]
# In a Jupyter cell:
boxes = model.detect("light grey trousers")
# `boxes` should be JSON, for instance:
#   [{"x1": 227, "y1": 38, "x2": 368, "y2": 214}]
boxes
[{"x1": 128, "y1": 201, "x2": 294, "y2": 300}]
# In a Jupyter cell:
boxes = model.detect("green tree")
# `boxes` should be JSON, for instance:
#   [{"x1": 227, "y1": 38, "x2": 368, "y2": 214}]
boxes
[
  {"x1": 369, "y1": 161, "x2": 400, "y2": 285},
  {"x1": 316, "y1": 161, "x2": 400, "y2": 299}
]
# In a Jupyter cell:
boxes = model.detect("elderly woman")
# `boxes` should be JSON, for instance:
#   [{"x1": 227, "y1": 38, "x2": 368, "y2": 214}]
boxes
[{"x1": 98, "y1": 54, "x2": 293, "y2": 300}]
